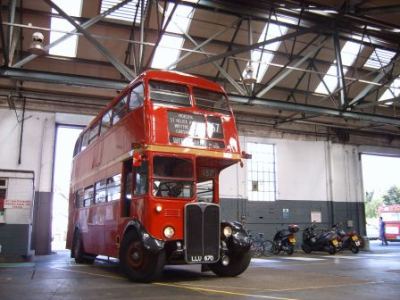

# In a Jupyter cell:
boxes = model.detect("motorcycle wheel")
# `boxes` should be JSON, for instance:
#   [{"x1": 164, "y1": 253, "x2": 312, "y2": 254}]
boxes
[
  {"x1": 301, "y1": 243, "x2": 312, "y2": 254},
  {"x1": 286, "y1": 245, "x2": 294, "y2": 255},
  {"x1": 350, "y1": 243, "x2": 359, "y2": 254},
  {"x1": 328, "y1": 245, "x2": 336, "y2": 255},
  {"x1": 272, "y1": 243, "x2": 281, "y2": 255}
]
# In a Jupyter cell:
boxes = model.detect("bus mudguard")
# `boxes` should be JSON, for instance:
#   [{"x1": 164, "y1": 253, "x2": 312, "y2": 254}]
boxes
[
  {"x1": 221, "y1": 221, "x2": 251, "y2": 254},
  {"x1": 123, "y1": 220, "x2": 165, "y2": 253}
]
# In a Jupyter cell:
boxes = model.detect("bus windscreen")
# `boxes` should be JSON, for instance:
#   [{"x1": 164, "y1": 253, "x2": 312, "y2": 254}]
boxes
[
  {"x1": 193, "y1": 88, "x2": 230, "y2": 113},
  {"x1": 152, "y1": 156, "x2": 193, "y2": 199},
  {"x1": 149, "y1": 81, "x2": 191, "y2": 107}
]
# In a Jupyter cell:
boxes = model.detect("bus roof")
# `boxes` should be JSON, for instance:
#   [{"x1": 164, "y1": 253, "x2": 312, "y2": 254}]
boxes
[
  {"x1": 142, "y1": 70, "x2": 225, "y2": 93},
  {"x1": 86, "y1": 70, "x2": 227, "y2": 131}
]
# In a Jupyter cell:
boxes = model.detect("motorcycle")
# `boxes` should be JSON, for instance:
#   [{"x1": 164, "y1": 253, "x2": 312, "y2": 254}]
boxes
[
  {"x1": 301, "y1": 224, "x2": 341, "y2": 255},
  {"x1": 332, "y1": 223, "x2": 362, "y2": 254},
  {"x1": 272, "y1": 224, "x2": 299, "y2": 255}
]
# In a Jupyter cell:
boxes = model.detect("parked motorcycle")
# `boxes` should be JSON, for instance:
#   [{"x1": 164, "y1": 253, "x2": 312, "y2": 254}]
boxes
[
  {"x1": 332, "y1": 223, "x2": 362, "y2": 254},
  {"x1": 272, "y1": 224, "x2": 299, "y2": 255},
  {"x1": 301, "y1": 224, "x2": 340, "y2": 255}
]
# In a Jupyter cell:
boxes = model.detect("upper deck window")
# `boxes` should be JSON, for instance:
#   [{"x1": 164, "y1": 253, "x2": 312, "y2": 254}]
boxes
[
  {"x1": 193, "y1": 88, "x2": 230, "y2": 114},
  {"x1": 152, "y1": 156, "x2": 193, "y2": 199},
  {"x1": 129, "y1": 84, "x2": 144, "y2": 110},
  {"x1": 80, "y1": 130, "x2": 89, "y2": 152},
  {"x1": 88, "y1": 123, "x2": 100, "y2": 144},
  {"x1": 100, "y1": 110, "x2": 112, "y2": 135},
  {"x1": 113, "y1": 94, "x2": 129, "y2": 124},
  {"x1": 149, "y1": 81, "x2": 191, "y2": 107}
]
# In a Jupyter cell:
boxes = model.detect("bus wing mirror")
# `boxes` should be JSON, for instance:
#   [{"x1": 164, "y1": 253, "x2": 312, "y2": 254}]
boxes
[{"x1": 241, "y1": 151, "x2": 252, "y2": 159}]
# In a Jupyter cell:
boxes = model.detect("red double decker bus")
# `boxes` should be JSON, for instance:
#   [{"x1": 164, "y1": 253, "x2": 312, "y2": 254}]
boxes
[
  {"x1": 379, "y1": 205, "x2": 400, "y2": 241},
  {"x1": 66, "y1": 70, "x2": 251, "y2": 282}
]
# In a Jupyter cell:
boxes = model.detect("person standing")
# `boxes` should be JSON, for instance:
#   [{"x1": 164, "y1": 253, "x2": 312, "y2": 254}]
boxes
[{"x1": 379, "y1": 217, "x2": 388, "y2": 246}]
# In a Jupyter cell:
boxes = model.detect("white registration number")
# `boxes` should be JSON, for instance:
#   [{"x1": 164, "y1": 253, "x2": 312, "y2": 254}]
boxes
[{"x1": 189, "y1": 255, "x2": 215, "y2": 262}]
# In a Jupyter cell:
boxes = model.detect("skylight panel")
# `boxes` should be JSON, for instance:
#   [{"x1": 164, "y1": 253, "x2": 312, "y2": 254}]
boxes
[
  {"x1": 49, "y1": 0, "x2": 82, "y2": 57},
  {"x1": 151, "y1": 4, "x2": 194, "y2": 69},
  {"x1": 378, "y1": 77, "x2": 400, "y2": 104},
  {"x1": 100, "y1": 0, "x2": 148, "y2": 23},
  {"x1": 364, "y1": 48, "x2": 396, "y2": 69},
  {"x1": 314, "y1": 41, "x2": 363, "y2": 95},
  {"x1": 243, "y1": 21, "x2": 288, "y2": 83}
]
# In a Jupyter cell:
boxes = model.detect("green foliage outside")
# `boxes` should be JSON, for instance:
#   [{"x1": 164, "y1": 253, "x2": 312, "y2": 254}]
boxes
[
  {"x1": 382, "y1": 185, "x2": 400, "y2": 205},
  {"x1": 365, "y1": 185, "x2": 400, "y2": 219}
]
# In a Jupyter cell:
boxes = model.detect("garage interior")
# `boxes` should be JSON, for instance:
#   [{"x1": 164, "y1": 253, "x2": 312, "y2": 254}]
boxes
[{"x1": 0, "y1": 0, "x2": 400, "y2": 299}]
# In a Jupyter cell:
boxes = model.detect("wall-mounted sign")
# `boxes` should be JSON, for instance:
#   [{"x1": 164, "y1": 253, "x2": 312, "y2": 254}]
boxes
[
  {"x1": 282, "y1": 208, "x2": 290, "y2": 219},
  {"x1": 311, "y1": 211, "x2": 322, "y2": 223},
  {"x1": 4, "y1": 199, "x2": 32, "y2": 209}
]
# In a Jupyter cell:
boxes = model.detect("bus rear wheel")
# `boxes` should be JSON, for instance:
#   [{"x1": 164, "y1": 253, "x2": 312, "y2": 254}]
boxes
[
  {"x1": 72, "y1": 232, "x2": 95, "y2": 264},
  {"x1": 209, "y1": 250, "x2": 251, "y2": 277},
  {"x1": 120, "y1": 230, "x2": 165, "y2": 282}
]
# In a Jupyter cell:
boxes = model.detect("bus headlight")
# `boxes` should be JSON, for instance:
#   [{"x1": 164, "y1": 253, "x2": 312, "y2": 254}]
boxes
[
  {"x1": 223, "y1": 226, "x2": 232, "y2": 238},
  {"x1": 163, "y1": 226, "x2": 175, "y2": 239}
]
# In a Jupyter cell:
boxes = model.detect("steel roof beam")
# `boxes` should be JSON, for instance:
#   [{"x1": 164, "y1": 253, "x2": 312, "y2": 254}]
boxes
[
  {"x1": 143, "y1": 1, "x2": 179, "y2": 70},
  {"x1": 0, "y1": 0, "x2": 9, "y2": 66},
  {"x1": 162, "y1": 4, "x2": 246, "y2": 95},
  {"x1": 0, "y1": 67, "x2": 127, "y2": 90},
  {"x1": 176, "y1": 27, "x2": 316, "y2": 71},
  {"x1": 334, "y1": 32, "x2": 348, "y2": 109},
  {"x1": 42, "y1": 0, "x2": 134, "y2": 81},
  {"x1": 347, "y1": 54, "x2": 400, "y2": 108},
  {"x1": 228, "y1": 94, "x2": 400, "y2": 126},
  {"x1": 255, "y1": 35, "x2": 327, "y2": 98},
  {"x1": 14, "y1": 0, "x2": 133, "y2": 69}
]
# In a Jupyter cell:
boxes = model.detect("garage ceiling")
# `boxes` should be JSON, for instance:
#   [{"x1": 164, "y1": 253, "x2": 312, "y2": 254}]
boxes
[{"x1": 0, "y1": 0, "x2": 400, "y2": 140}]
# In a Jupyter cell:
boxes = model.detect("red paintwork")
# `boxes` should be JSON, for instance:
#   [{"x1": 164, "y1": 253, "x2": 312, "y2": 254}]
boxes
[{"x1": 66, "y1": 70, "x2": 242, "y2": 259}]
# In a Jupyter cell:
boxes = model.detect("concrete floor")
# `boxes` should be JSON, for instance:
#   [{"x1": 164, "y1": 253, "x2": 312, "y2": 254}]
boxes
[{"x1": 0, "y1": 240, "x2": 399, "y2": 300}]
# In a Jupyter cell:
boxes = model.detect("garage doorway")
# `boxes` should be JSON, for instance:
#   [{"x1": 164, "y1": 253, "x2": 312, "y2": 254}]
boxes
[
  {"x1": 361, "y1": 154, "x2": 400, "y2": 240},
  {"x1": 52, "y1": 125, "x2": 82, "y2": 250}
]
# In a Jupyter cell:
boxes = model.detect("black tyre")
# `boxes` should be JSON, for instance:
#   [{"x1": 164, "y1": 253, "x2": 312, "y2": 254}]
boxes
[
  {"x1": 350, "y1": 243, "x2": 359, "y2": 254},
  {"x1": 119, "y1": 230, "x2": 165, "y2": 282},
  {"x1": 286, "y1": 245, "x2": 294, "y2": 255},
  {"x1": 209, "y1": 250, "x2": 251, "y2": 277},
  {"x1": 272, "y1": 242, "x2": 281, "y2": 255},
  {"x1": 72, "y1": 232, "x2": 96, "y2": 264},
  {"x1": 328, "y1": 244, "x2": 336, "y2": 255},
  {"x1": 301, "y1": 243, "x2": 312, "y2": 254}
]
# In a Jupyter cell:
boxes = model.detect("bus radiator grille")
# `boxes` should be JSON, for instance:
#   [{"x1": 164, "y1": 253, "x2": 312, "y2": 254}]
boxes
[{"x1": 184, "y1": 203, "x2": 220, "y2": 263}]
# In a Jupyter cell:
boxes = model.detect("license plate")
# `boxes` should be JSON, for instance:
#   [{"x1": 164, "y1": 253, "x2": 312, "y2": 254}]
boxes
[
  {"x1": 188, "y1": 255, "x2": 215, "y2": 263},
  {"x1": 289, "y1": 237, "x2": 296, "y2": 243},
  {"x1": 355, "y1": 241, "x2": 361, "y2": 246},
  {"x1": 351, "y1": 236, "x2": 359, "y2": 241},
  {"x1": 332, "y1": 239, "x2": 339, "y2": 246}
]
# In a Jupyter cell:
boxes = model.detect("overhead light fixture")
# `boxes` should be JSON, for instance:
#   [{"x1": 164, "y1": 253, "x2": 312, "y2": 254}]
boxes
[
  {"x1": 243, "y1": 64, "x2": 256, "y2": 84},
  {"x1": 28, "y1": 32, "x2": 47, "y2": 55}
]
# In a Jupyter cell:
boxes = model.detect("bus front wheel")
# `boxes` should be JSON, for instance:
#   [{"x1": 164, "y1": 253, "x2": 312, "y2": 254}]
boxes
[
  {"x1": 120, "y1": 230, "x2": 165, "y2": 282},
  {"x1": 209, "y1": 250, "x2": 251, "y2": 277}
]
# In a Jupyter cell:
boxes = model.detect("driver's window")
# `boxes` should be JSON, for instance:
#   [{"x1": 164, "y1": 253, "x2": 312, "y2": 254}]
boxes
[
  {"x1": 196, "y1": 180, "x2": 214, "y2": 202},
  {"x1": 152, "y1": 156, "x2": 194, "y2": 199}
]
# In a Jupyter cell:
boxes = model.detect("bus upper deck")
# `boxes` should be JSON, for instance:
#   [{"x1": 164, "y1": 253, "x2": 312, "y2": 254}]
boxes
[{"x1": 73, "y1": 70, "x2": 241, "y2": 162}]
